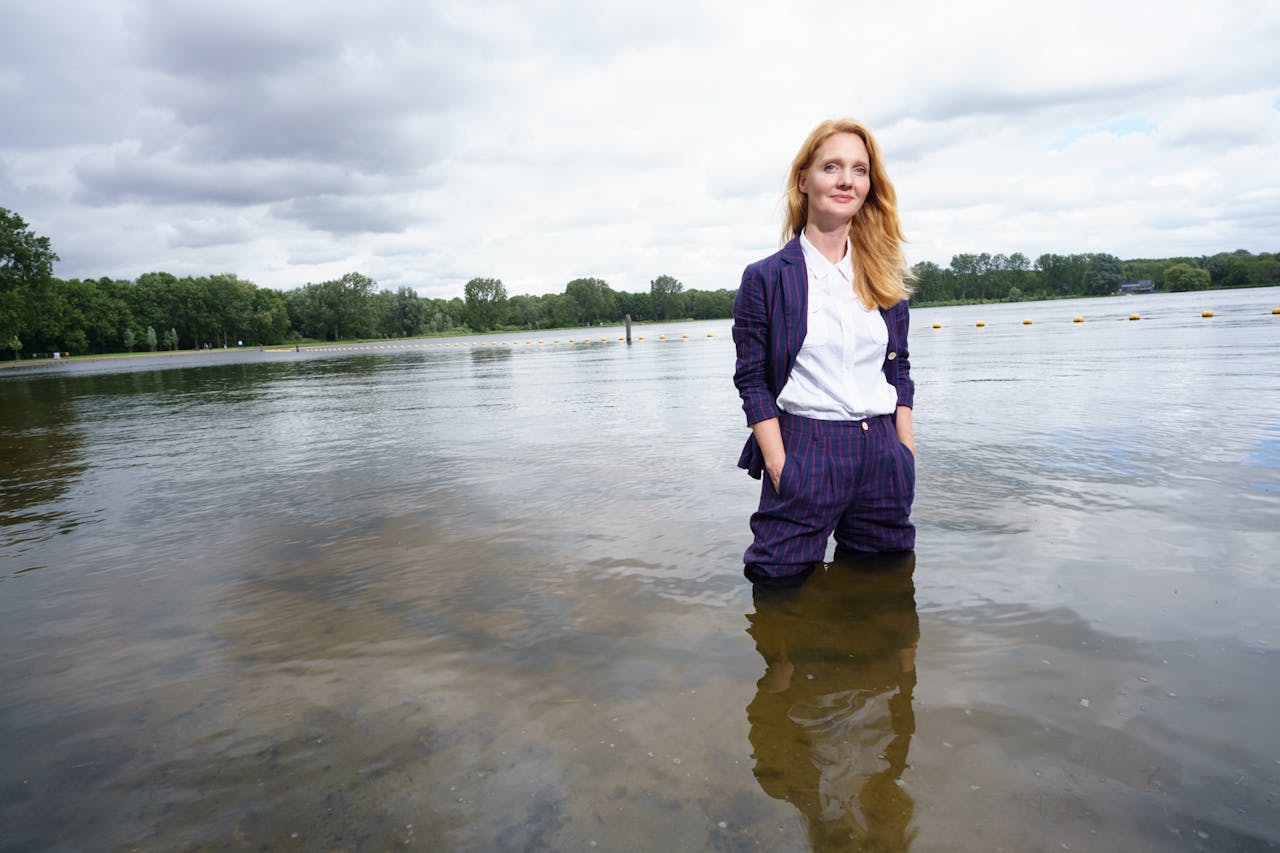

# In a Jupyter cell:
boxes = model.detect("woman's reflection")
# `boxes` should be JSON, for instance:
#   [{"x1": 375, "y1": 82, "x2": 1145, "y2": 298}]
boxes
[{"x1": 747, "y1": 550, "x2": 918, "y2": 851}]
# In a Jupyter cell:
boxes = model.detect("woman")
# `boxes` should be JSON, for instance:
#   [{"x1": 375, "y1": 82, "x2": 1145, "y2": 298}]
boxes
[{"x1": 732, "y1": 118, "x2": 916, "y2": 586}]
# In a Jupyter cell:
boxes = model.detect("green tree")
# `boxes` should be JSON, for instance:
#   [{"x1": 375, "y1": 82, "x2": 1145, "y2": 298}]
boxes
[
  {"x1": 287, "y1": 283, "x2": 325, "y2": 340},
  {"x1": 250, "y1": 288, "x2": 290, "y2": 344},
  {"x1": 4, "y1": 335, "x2": 19, "y2": 359},
  {"x1": 60, "y1": 277, "x2": 128, "y2": 353},
  {"x1": 163, "y1": 327, "x2": 178, "y2": 350},
  {"x1": 650, "y1": 274, "x2": 686, "y2": 320},
  {"x1": 506, "y1": 294, "x2": 544, "y2": 329},
  {"x1": 1036, "y1": 253, "x2": 1091, "y2": 297},
  {"x1": 563, "y1": 277, "x2": 616, "y2": 325},
  {"x1": 687, "y1": 289, "x2": 733, "y2": 319},
  {"x1": 1121, "y1": 258, "x2": 1168, "y2": 289},
  {"x1": 1005, "y1": 252, "x2": 1034, "y2": 298},
  {"x1": 464, "y1": 277, "x2": 507, "y2": 331},
  {"x1": 428, "y1": 311, "x2": 453, "y2": 333},
  {"x1": 1249, "y1": 257, "x2": 1280, "y2": 286},
  {"x1": 132, "y1": 272, "x2": 178, "y2": 338},
  {"x1": 206, "y1": 273, "x2": 255, "y2": 347},
  {"x1": 615, "y1": 290, "x2": 652, "y2": 321},
  {"x1": 422, "y1": 297, "x2": 457, "y2": 333},
  {"x1": 949, "y1": 253, "x2": 987, "y2": 300},
  {"x1": 331, "y1": 272, "x2": 378, "y2": 340},
  {"x1": 287, "y1": 272, "x2": 379, "y2": 341},
  {"x1": 1, "y1": 208, "x2": 60, "y2": 347},
  {"x1": 1082, "y1": 253, "x2": 1123, "y2": 295},
  {"x1": 146, "y1": 326, "x2": 158, "y2": 351},
  {"x1": 123, "y1": 328, "x2": 136, "y2": 352},
  {"x1": 910, "y1": 261, "x2": 952, "y2": 303},
  {"x1": 1163, "y1": 263, "x2": 1210, "y2": 291},
  {"x1": 380, "y1": 286, "x2": 425, "y2": 337}
]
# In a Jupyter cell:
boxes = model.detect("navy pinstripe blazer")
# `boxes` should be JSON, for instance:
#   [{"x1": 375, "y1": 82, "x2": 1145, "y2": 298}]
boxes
[{"x1": 731, "y1": 236, "x2": 915, "y2": 479}]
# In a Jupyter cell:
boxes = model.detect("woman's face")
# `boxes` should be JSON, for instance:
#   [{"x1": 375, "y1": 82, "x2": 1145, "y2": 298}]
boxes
[{"x1": 798, "y1": 132, "x2": 871, "y2": 231}]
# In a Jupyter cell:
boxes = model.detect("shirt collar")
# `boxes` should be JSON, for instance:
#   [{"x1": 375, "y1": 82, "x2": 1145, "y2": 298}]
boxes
[{"x1": 799, "y1": 231, "x2": 853, "y2": 284}]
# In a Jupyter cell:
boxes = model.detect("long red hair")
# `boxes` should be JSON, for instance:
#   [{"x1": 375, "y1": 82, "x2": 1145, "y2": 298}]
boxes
[{"x1": 783, "y1": 118, "x2": 914, "y2": 308}]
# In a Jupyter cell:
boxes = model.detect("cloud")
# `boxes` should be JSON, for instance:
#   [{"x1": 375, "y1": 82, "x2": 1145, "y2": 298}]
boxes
[
  {"x1": 270, "y1": 194, "x2": 425, "y2": 235},
  {"x1": 164, "y1": 216, "x2": 257, "y2": 249},
  {"x1": 73, "y1": 142, "x2": 370, "y2": 206},
  {"x1": 2, "y1": 0, "x2": 1278, "y2": 296}
]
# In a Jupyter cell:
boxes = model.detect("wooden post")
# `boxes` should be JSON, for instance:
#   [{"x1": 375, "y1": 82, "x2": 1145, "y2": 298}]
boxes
[{"x1": 625, "y1": 314, "x2": 632, "y2": 344}]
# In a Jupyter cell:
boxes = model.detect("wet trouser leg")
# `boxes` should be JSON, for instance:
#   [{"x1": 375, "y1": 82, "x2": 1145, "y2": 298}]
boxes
[{"x1": 744, "y1": 413, "x2": 915, "y2": 583}]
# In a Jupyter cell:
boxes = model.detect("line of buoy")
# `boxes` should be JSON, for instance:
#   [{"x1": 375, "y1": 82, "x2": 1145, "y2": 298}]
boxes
[
  {"x1": 913, "y1": 307, "x2": 1280, "y2": 331},
  {"x1": 295, "y1": 332, "x2": 738, "y2": 352}
]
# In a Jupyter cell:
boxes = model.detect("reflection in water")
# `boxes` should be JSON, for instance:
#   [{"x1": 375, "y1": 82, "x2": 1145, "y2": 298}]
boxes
[
  {"x1": 748, "y1": 551, "x2": 918, "y2": 851},
  {"x1": 0, "y1": 378, "x2": 86, "y2": 566}
]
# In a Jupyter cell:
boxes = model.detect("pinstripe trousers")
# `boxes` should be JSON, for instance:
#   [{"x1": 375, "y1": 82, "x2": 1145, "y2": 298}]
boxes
[{"x1": 744, "y1": 412, "x2": 915, "y2": 582}]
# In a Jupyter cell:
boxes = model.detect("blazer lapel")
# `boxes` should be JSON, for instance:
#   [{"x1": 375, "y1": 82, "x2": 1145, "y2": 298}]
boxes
[{"x1": 779, "y1": 237, "x2": 807, "y2": 353}]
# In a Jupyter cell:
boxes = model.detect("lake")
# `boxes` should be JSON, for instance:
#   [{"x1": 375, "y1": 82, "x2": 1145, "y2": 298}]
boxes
[{"x1": 2, "y1": 287, "x2": 1278, "y2": 851}]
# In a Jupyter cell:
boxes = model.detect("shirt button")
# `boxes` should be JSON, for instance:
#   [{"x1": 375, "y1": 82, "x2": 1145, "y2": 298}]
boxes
[
  {"x1": 861, "y1": 421, "x2": 869, "y2": 431},
  {"x1": 887, "y1": 351, "x2": 897, "y2": 360}
]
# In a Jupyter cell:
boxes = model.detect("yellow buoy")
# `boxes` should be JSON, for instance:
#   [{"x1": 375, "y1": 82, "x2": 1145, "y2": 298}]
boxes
[
  {"x1": 637, "y1": 335, "x2": 645, "y2": 341},
  {"x1": 1022, "y1": 319, "x2": 1033, "y2": 325},
  {"x1": 568, "y1": 338, "x2": 575, "y2": 343},
  {"x1": 932, "y1": 322, "x2": 941, "y2": 329},
  {"x1": 681, "y1": 334, "x2": 689, "y2": 339},
  {"x1": 976, "y1": 320, "x2": 985, "y2": 327},
  {"x1": 1073, "y1": 316, "x2": 1084, "y2": 323},
  {"x1": 1201, "y1": 310, "x2": 1213, "y2": 318},
  {"x1": 659, "y1": 335, "x2": 666, "y2": 340},
  {"x1": 706, "y1": 332, "x2": 713, "y2": 338},
  {"x1": 553, "y1": 339, "x2": 560, "y2": 343},
  {"x1": 1129, "y1": 314, "x2": 1140, "y2": 321},
  {"x1": 618, "y1": 337, "x2": 625, "y2": 341},
  {"x1": 1273, "y1": 307, "x2": 1280, "y2": 315}
]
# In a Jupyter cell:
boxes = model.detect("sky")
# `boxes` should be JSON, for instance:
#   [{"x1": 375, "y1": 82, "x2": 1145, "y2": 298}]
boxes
[{"x1": 2, "y1": 0, "x2": 1278, "y2": 299}]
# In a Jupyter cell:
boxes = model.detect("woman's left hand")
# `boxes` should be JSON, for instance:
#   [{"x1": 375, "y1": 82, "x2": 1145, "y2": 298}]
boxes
[{"x1": 895, "y1": 405, "x2": 915, "y2": 456}]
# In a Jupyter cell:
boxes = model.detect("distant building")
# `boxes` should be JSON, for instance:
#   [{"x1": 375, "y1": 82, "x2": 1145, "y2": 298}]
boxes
[{"x1": 1118, "y1": 279, "x2": 1156, "y2": 294}]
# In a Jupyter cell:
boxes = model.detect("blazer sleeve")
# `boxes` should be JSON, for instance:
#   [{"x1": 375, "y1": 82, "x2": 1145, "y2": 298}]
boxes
[
  {"x1": 889, "y1": 301, "x2": 914, "y2": 409},
  {"x1": 732, "y1": 261, "x2": 781, "y2": 427}
]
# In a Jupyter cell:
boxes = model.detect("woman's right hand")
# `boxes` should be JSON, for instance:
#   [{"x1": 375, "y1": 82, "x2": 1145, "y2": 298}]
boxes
[
  {"x1": 751, "y1": 417, "x2": 788, "y2": 495},
  {"x1": 766, "y1": 454, "x2": 786, "y2": 494}
]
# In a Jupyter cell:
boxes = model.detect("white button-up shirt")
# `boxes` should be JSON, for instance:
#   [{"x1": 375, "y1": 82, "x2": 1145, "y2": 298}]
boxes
[{"x1": 776, "y1": 232, "x2": 899, "y2": 420}]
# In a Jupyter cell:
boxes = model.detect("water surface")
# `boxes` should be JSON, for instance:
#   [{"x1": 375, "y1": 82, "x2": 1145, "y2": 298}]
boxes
[{"x1": 2, "y1": 290, "x2": 1278, "y2": 850}]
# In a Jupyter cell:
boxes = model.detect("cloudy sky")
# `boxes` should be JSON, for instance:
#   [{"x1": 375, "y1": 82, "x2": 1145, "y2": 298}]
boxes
[{"x1": 2, "y1": 0, "x2": 1278, "y2": 299}]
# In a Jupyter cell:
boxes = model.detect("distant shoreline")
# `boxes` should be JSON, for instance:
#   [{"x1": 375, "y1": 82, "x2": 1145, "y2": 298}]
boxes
[{"x1": 4, "y1": 285, "x2": 1276, "y2": 369}]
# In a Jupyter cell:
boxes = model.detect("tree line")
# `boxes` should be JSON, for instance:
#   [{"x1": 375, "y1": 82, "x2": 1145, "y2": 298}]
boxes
[
  {"x1": 1, "y1": 209, "x2": 733, "y2": 357},
  {"x1": 3, "y1": 207, "x2": 1277, "y2": 358},
  {"x1": 911, "y1": 249, "x2": 1280, "y2": 304}
]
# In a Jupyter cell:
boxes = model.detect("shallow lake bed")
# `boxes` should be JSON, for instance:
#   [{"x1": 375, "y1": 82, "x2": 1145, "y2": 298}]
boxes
[{"x1": 2, "y1": 288, "x2": 1278, "y2": 850}]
